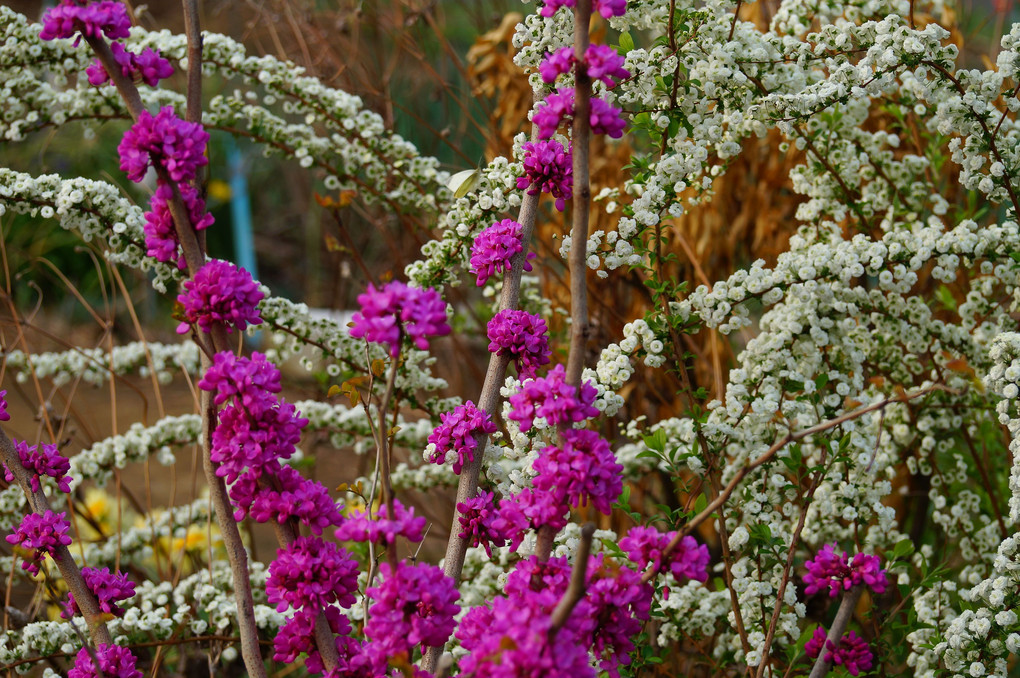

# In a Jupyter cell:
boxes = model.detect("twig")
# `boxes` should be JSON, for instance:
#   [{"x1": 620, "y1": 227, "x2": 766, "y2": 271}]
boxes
[
  {"x1": 549, "y1": 523, "x2": 596, "y2": 633},
  {"x1": 199, "y1": 383, "x2": 268, "y2": 678},
  {"x1": 753, "y1": 442, "x2": 831, "y2": 678},
  {"x1": 0, "y1": 428, "x2": 112, "y2": 646},
  {"x1": 807, "y1": 586, "x2": 865, "y2": 678},
  {"x1": 565, "y1": 0, "x2": 592, "y2": 390},
  {"x1": 644, "y1": 383, "x2": 956, "y2": 584},
  {"x1": 84, "y1": 26, "x2": 272, "y2": 678},
  {"x1": 418, "y1": 186, "x2": 541, "y2": 675}
]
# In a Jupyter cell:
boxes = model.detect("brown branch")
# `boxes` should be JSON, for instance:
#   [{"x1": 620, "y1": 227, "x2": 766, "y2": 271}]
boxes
[
  {"x1": 565, "y1": 0, "x2": 593, "y2": 390},
  {"x1": 754, "y1": 439, "x2": 832, "y2": 678},
  {"x1": 418, "y1": 189, "x2": 542, "y2": 675},
  {"x1": 199, "y1": 382, "x2": 268, "y2": 678},
  {"x1": 84, "y1": 30, "x2": 271, "y2": 678},
  {"x1": 807, "y1": 585, "x2": 865, "y2": 678},
  {"x1": 549, "y1": 523, "x2": 596, "y2": 633},
  {"x1": 645, "y1": 383, "x2": 956, "y2": 584},
  {"x1": 0, "y1": 428, "x2": 112, "y2": 647}
]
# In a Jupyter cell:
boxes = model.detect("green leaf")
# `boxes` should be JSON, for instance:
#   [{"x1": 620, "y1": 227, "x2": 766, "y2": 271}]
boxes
[
  {"x1": 643, "y1": 429, "x2": 668, "y2": 453},
  {"x1": 891, "y1": 538, "x2": 915, "y2": 561},
  {"x1": 618, "y1": 31, "x2": 635, "y2": 53}
]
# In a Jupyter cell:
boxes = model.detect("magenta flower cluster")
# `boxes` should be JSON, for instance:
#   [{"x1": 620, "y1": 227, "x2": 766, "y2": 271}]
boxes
[
  {"x1": 494, "y1": 430, "x2": 623, "y2": 548},
  {"x1": 118, "y1": 106, "x2": 214, "y2": 268},
  {"x1": 458, "y1": 554, "x2": 652, "y2": 677},
  {"x1": 517, "y1": 139, "x2": 573, "y2": 211},
  {"x1": 266, "y1": 536, "x2": 359, "y2": 612},
  {"x1": 532, "y1": 428, "x2": 623, "y2": 515},
  {"x1": 86, "y1": 42, "x2": 173, "y2": 87},
  {"x1": 349, "y1": 280, "x2": 451, "y2": 357},
  {"x1": 457, "y1": 490, "x2": 508, "y2": 557},
  {"x1": 334, "y1": 497, "x2": 426, "y2": 545},
  {"x1": 176, "y1": 259, "x2": 264, "y2": 335},
  {"x1": 39, "y1": 1, "x2": 131, "y2": 43},
  {"x1": 118, "y1": 106, "x2": 208, "y2": 184},
  {"x1": 198, "y1": 352, "x2": 304, "y2": 481},
  {"x1": 619, "y1": 526, "x2": 710, "y2": 583},
  {"x1": 803, "y1": 543, "x2": 889, "y2": 597},
  {"x1": 63, "y1": 567, "x2": 135, "y2": 619},
  {"x1": 534, "y1": 88, "x2": 626, "y2": 139},
  {"x1": 243, "y1": 464, "x2": 342, "y2": 533},
  {"x1": 5, "y1": 510, "x2": 72, "y2": 576},
  {"x1": 69, "y1": 643, "x2": 143, "y2": 678},
  {"x1": 426, "y1": 401, "x2": 497, "y2": 474},
  {"x1": 805, "y1": 627, "x2": 874, "y2": 676},
  {"x1": 196, "y1": 352, "x2": 343, "y2": 539},
  {"x1": 540, "y1": 45, "x2": 630, "y2": 88},
  {"x1": 470, "y1": 219, "x2": 532, "y2": 286},
  {"x1": 486, "y1": 309, "x2": 552, "y2": 379},
  {"x1": 143, "y1": 182, "x2": 214, "y2": 269},
  {"x1": 506, "y1": 364, "x2": 600, "y2": 432},
  {"x1": 364, "y1": 561, "x2": 460, "y2": 669},
  {"x1": 3, "y1": 440, "x2": 71, "y2": 493},
  {"x1": 0, "y1": 390, "x2": 8, "y2": 421},
  {"x1": 538, "y1": 0, "x2": 628, "y2": 19}
]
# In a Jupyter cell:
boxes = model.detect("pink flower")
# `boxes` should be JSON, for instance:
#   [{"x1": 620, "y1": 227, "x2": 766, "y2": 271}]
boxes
[
  {"x1": 117, "y1": 106, "x2": 208, "y2": 184},
  {"x1": 5, "y1": 510, "x2": 72, "y2": 576},
  {"x1": 533, "y1": 428, "x2": 623, "y2": 515},
  {"x1": 3, "y1": 440, "x2": 71, "y2": 493},
  {"x1": 499, "y1": 487, "x2": 570, "y2": 546},
  {"x1": 68, "y1": 644, "x2": 142, "y2": 678},
  {"x1": 143, "y1": 181, "x2": 214, "y2": 268},
  {"x1": 537, "y1": 2, "x2": 627, "y2": 22},
  {"x1": 506, "y1": 364, "x2": 600, "y2": 432},
  {"x1": 533, "y1": 88, "x2": 575, "y2": 139},
  {"x1": 619, "y1": 525, "x2": 709, "y2": 583},
  {"x1": 458, "y1": 556, "x2": 591, "y2": 677},
  {"x1": 86, "y1": 43, "x2": 173, "y2": 87},
  {"x1": 805, "y1": 627, "x2": 874, "y2": 677},
  {"x1": 803, "y1": 544, "x2": 888, "y2": 597},
  {"x1": 197, "y1": 350, "x2": 282, "y2": 406},
  {"x1": 197, "y1": 352, "x2": 307, "y2": 484},
  {"x1": 266, "y1": 535, "x2": 359, "y2": 612},
  {"x1": 364, "y1": 561, "x2": 460, "y2": 662},
  {"x1": 63, "y1": 567, "x2": 135, "y2": 619},
  {"x1": 334, "y1": 497, "x2": 426, "y2": 545},
  {"x1": 40, "y1": 1, "x2": 131, "y2": 44},
  {"x1": 426, "y1": 401, "x2": 497, "y2": 474},
  {"x1": 590, "y1": 97, "x2": 626, "y2": 138},
  {"x1": 486, "y1": 309, "x2": 552, "y2": 379},
  {"x1": 470, "y1": 219, "x2": 533, "y2": 286},
  {"x1": 540, "y1": 46, "x2": 575, "y2": 84},
  {"x1": 349, "y1": 281, "x2": 450, "y2": 357},
  {"x1": 240, "y1": 465, "x2": 343, "y2": 534},
  {"x1": 457, "y1": 491, "x2": 509, "y2": 557},
  {"x1": 517, "y1": 139, "x2": 573, "y2": 211},
  {"x1": 586, "y1": 554, "x2": 654, "y2": 677},
  {"x1": 585, "y1": 44, "x2": 630, "y2": 87},
  {"x1": 176, "y1": 259, "x2": 264, "y2": 335},
  {"x1": 850, "y1": 552, "x2": 889, "y2": 595},
  {"x1": 0, "y1": 390, "x2": 8, "y2": 421}
]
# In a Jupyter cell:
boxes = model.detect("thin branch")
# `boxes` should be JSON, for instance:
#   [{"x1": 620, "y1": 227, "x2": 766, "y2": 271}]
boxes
[
  {"x1": 549, "y1": 523, "x2": 596, "y2": 633},
  {"x1": 199, "y1": 383, "x2": 268, "y2": 678},
  {"x1": 418, "y1": 184, "x2": 541, "y2": 675},
  {"x1": 807, "y1": 586, "x2": 865, "y2": 678},
  {"x1": 0, "y1": 428, "x2": 112, "y2": 647},
  {"x1": 645, "y1": 383, "x2": 956, "y2": 584},
  {"x1": 565, "y1": 0, "x2": 593, "y2": 389}
]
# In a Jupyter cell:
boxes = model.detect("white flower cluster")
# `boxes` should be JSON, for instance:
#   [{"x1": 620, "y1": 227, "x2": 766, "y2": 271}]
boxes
[
  {"x1": 1, "y1": 341, "x2": 200, "y2": 387},
  {"x1": 0, "y1": 559, "x2": 284, "y2": 674}
]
